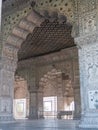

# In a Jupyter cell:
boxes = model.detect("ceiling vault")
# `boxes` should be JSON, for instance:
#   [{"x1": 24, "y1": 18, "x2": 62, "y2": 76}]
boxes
[{"x1": 6, "y1": 9, "x2": 75, "y2": 61}]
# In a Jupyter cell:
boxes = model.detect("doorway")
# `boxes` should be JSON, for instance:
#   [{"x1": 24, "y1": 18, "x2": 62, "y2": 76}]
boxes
[{"x1": 43, "y1": 96, "x2": 57, "y2": 119}]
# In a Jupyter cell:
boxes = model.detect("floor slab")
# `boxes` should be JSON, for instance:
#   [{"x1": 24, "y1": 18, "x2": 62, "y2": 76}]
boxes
[{"x1": 0, "y1": 119, "x2": 98, "y2": 130}]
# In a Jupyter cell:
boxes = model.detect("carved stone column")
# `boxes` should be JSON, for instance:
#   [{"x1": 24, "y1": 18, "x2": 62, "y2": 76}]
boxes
[
  {"x1": 37, "y1": 91, "x2": 43, "y2": 119},
  {"x1": 73, "y1": 59, "x2": 81, "y2": 119},
  {"x1": 29, "y1": 89, "x2": 43, "y2": 119},
  {"x1": 0, "y1": 0, "x2": 2, "y2": 31},
  {"x1": 29, "y1": 90, "x2": 38, "y2": 119},
  {"x1": 57, "y1": 78, "x2": 64, "y2": 116},
  {"x1": 0, "y1": 2, "x2": 16, "y2": 121},
  {"x1": 73, "y1": 88, "x2": 81, "y2": 119},
  {"x1": 0, "y1": 44, "x2": 18, "y2": 121},
  {"x1": 0, "y1": 0, "x2": 2, "y2": 54},
  {"x1": 75, "y1": 32, "x2": 98, "y2": 128}
]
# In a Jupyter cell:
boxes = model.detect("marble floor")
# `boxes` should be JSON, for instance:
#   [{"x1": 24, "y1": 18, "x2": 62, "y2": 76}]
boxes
[{"x1": 0, "y1": 119, "x2": 97, "y2": 130}]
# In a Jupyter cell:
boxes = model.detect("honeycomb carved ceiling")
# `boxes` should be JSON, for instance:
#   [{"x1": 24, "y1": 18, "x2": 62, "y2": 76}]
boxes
[
  {"x1": 5, "y1": 9, "x2": 75, "y2": 61},
  {"x1": 18, "y1": 19, "x2": 74, "y2": 60}
]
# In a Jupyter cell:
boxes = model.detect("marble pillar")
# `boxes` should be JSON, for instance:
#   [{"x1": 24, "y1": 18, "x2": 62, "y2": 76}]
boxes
[
  {"x1": 0, "y1": 0, "x2": 2, "y2": 31},
  {"x1": 75, "y1": 32, "x2": 98, "y2": 128},
  {"x1": 29, "y1": 91, "x2": 38, "y2": 119},
  {"x1": 0, "y1": 57, "x2": 17, "y2": 121},
  {"x1": 73, "y1": 59, "x2": 81, "y2": 119},
  {"x1": 29, "y1": 90, "x2": 43, "y2": 119},
  {"x1": 37, "y1": 91, "x2": 44, "y2": 119},
  {"x1": 0, "y1": 0, "x2": 2, "y2": 53},
  {"x1": 73, "y1": 88, "x2": 81, "y2": 119},
  {"x1": 0, "y1": 29, "x2": 18, "y2": 121}
]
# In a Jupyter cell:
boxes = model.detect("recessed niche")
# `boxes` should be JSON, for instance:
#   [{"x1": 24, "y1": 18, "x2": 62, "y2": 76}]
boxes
[
  {"x1": 49, "y1": 0, "x2": 52, "y2": 3},
  {"x1": 65, "y1": 3, "x2": 68, "y2": 6},
  {"x1": 24, "y1": 10, "x2": 27, "y2": 13},
  {"x1": 41, "y1": 3, "x2": 43, "y2": 5},
  {"x1": 54, "y1": 4, "x2": 57, "y2": 7},
  {"x1": 12, "y1": 3, "x2": 14, "y2": 7},
  {"x1": 60, "y1": 8, "x2": 63, "y2": 10},
  {"x1": 17, "y1": 14, "x2": 19, "y2": 17},
  {"x1": 68, "y1": 8, "x2": 71, "y2": 12}
]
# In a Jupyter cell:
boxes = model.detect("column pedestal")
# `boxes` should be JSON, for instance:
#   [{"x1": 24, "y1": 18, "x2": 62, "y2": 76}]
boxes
[{"x1": 79, "y1": 112, "x2": 98, "y2": 128}]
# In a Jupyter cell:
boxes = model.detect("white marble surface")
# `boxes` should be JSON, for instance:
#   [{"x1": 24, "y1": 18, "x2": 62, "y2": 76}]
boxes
[
  {"x1": 0, "y1": 119, "x2": 97, "y2": 130},
  {"x1": 0, "y1": 0, "x2": 2, "y2": 31}
]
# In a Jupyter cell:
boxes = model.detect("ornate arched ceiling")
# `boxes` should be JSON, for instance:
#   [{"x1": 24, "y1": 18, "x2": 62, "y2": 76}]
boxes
[
  {"x1": 18, "y1": 11, "x2": 74, "y2": 60},
  {"x1": 2, "y1": 0, "x2": 75, "y2": 41},
  {"x1": 2, "y1": 0, "x2": 76, "y2": 61},
  {"x1": 19, "y1": 23, "x2": 74, "y2": 60},
  {"x1": 5, "y1": 9, "x2": 74, "y2": 60}
]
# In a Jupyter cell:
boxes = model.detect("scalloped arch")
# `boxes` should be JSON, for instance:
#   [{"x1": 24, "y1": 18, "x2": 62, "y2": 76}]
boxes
[{"x1": 5, "y1": 9, "x2": 69, "y2": 51}]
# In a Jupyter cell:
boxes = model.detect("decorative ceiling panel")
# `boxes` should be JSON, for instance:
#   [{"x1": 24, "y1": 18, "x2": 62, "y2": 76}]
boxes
[{"x1": 18, "y1": 19, "x2": 75, "y2": 60}]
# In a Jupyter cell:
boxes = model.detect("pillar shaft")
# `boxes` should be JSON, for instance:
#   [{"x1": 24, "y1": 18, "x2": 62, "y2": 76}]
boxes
[
  {"x1": 75, "y1": 32, "x2": 98, "y2": 128},
  {"x1": 73, "y1": 59, "x2": 81, "y2": 119},
  {"x1": 29, "y1": 91, "x2": 38, "y2": 119},
  {"x1": 0, "y1": 0, "x2": 2, "y2": 31},
  {"x1": 0, "y1": 0, "x2": 2, "y2": 54},
  {"x1": 37, "y1": 91, "x2": 43, "y2": 118},
  {"x1": 0, "y1": 35, "x2": 18, "y2": 121},
  {"x1": 29, "y1": 90, "x2": 44, "y2": 119},
  {"x1": 73, "y1": 88, "x2": 81, "y2": 119},
  {"x1": 0, "y1": 57, "x2": 17, "y2": 121}
]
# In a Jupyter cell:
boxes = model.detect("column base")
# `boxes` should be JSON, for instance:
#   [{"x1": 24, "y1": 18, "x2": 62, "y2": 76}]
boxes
[{"x1": 79, "y1": 116, "x2": 98, "y2": 128}]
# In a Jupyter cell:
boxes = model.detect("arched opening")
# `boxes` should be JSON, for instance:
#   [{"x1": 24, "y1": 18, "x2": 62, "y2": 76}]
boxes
[
  {"x1": 2, "y1": 0, "x2": 98, "y2": 129},
  {"x1": 14, "y1": 76, "x2": 29, "y2": 119},
  {"x1": 2, "y1": 9, "x2": 81, "y2": 121},
  {"x1": 39, "y1": 68, "x2": 74, "y2": 119}
]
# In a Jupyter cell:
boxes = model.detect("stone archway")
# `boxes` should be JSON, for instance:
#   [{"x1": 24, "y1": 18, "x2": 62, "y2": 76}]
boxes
[
  {"x1": 0, "y1": 9, "x2": 74, "y2": 121},
  {"x1": 4, "y1": 9, "x2": 70, "y2": 58},
  {"x1": 14, "y1": 75, "x2": 29, "y2": 119},
  {"x1": 39, "y1": 68, "x2": 74, "y2": 119},
  {"x1": 1, "y1": 1, "x2": 98, "y2": 129},
  {"x1": 39, "y1": 68, "x2": 73, "y2": 97},
  {"x1": 3, "y1": 9, "x2": 45, "y2": 61},
  {"x1": 0, "y1": 9, "x2": 44, "y2": 121}
]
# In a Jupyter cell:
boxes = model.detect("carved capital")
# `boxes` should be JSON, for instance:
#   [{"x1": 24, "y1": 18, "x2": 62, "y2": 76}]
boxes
[{"x1": 75, "y1": 31, "x2": 98, "y2": 48}]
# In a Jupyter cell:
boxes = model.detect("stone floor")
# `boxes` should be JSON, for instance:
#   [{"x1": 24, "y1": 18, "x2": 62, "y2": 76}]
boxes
[{"x1": 0, "y1": 119, "x2": 98, "y2": 130}]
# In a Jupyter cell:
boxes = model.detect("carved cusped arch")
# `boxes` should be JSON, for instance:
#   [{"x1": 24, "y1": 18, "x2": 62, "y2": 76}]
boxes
[
  {"x1": 3, "y1": 9, "x2": 72, "y2": 62},
  {"x1": 39, "y1": 68, "x2": 62, "y2": 88},
  {"x1": 39, "y1": 68, "x2": 73, "y2": 97},
  {"x1": 6, "y1": 10, "x2": 44, "y2": 50}
]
